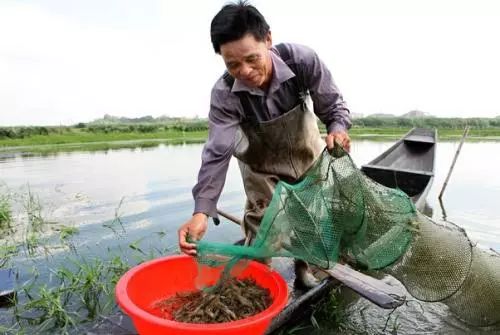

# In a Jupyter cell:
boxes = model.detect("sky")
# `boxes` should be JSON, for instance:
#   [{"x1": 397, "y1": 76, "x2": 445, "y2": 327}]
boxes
[{"x1": 1, "y1": 0, "x2": 500, "y2": 126}]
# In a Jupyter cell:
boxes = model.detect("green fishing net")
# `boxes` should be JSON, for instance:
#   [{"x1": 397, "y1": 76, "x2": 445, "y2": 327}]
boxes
[
  {"x1": 197, "y1": 147, "x2": 417, "y2": 270},
  {"x1": 196, "y1": 146, "x2": 500, "y2": 327}
]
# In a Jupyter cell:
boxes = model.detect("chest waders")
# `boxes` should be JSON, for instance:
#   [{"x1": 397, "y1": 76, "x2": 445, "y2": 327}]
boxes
[
  {"x1": 224, "y1": 44, "x2": 324, "y2": 241},
  {"x1": 234, "y1": 103, "x2": 324, "y2": 240}
]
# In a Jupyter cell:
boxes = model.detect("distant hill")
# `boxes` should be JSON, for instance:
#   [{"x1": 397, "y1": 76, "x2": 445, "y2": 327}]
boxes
[
  {"x1": 350, "y1": 112, "x2": 364, "y2": 119},
  {"x1": 363, "y1": 110, "x2": 434, "y2": 118},
  {"x1": 367, "y1": 113, "x2": 396, "y2": 118},
  {"x1": 400, "y1": 110, "x2": 432, "y2": 118},
  {"x1": 89, "y1": 114, "x2": 206, "y2": 125}
]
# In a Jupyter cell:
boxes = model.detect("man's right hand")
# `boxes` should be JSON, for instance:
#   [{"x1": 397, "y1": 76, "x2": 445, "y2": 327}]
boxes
[{"x1": 178, "y1": 213, "x2": 208, "y2": 256}]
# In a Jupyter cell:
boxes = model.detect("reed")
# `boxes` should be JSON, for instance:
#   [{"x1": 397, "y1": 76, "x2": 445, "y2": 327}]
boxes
[{"x1": 0, "y1": 193, "x2": 12, "y2": 231}]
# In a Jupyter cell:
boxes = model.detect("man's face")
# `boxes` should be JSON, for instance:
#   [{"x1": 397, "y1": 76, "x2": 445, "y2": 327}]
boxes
[{"x1": 220, "y1": 32, "x2": 273, "y2": 89}]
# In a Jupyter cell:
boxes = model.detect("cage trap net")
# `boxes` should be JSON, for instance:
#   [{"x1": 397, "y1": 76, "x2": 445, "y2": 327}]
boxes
[{"x1": 196, "y1": 147, "x2": 500, "y2": 327}]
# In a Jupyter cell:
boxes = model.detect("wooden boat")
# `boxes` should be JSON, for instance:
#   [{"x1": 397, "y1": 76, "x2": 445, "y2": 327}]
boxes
[
  {"x1": 0, "y1": 268, "x2": 15, "y2": 307},
  {"x1": 361, "y1": 127, "x2": 436, "y2": 213},
  {"x1": 91, "y1": 127, "x2": 437, "y2": 334}
]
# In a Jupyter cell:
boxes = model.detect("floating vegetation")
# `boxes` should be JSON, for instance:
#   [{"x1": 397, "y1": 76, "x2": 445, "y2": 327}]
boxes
[
  {"x1": 102, "y1": 196, "x2": 126, "y2": 236},
  {"x1": 8, "y1": 241, "x2": 165, "y2": 334},
  {"x1": 8, "y1": 254, "x2": 132, "y2": 334},
  {"x1": 154, "y1": 277, "x2": 272, "y2": 324},
  {"x1": 24, "y1": 188, "x2": 49, "y2": 233},
  {"x1": 0, "y1": 185, "x2": 173, "y2": 334},
  {"x1": 0, "y1": 245, "x2": 18, "y2": 268},
  {"x1": 57, "y1": 225, "x2": 79, "y2": 241}
]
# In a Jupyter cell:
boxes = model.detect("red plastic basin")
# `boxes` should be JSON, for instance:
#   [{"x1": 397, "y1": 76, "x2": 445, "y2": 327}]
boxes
[{"x1": 115, "y1": 255, "x2": 288, "y2": 335}]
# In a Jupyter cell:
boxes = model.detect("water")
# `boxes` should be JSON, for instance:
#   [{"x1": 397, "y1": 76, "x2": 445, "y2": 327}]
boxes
[
  {"x1": 0, "y1": 140, "x2": 499, "y2": 334},
  {"x1": 342, "y1": 141, "x2": 500, "y2": 335}
]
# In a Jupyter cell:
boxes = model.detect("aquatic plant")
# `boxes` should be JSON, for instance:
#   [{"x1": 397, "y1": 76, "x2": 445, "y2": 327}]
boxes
[
  {"x1": 24, "y1": 187, "x2": 49, "y2": 233},
  {"x1": 58, "y1": 225, "x2": 79, "y2": 241},
  {"x1": 12, "y1": 253, "x2": 133, "y2": 333},
  {"x1": 1, "y1": 191, "x2": 175, "y2": 333},
  {"x1": 0, "y1": 192, "x2": 12, "y2": 231},
  {"x1": 275, "y1": 287, "x2": 346, "y2": 334},
  {"x1": 0, "y1": 244, "x2": 18, "y2": 268}
]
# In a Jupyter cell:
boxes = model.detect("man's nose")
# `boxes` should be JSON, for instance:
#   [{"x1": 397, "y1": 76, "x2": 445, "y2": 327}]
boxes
[{"x1": 239, "y1": 63, "x2": 252, "y2": 77}]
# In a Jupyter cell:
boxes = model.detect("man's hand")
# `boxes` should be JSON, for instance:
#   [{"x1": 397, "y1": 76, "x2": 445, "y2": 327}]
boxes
[
  {"x1": 325, "y1": 131, "x2": 351, "y2": 153},
  {"x1": 178, "y1": 213, "x2": 208, "y2": 256}
]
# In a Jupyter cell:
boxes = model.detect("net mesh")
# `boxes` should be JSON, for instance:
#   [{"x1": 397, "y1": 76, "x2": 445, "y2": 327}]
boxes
[{"x1": 196, "y1": 147, "x2": 500, "y2": 327}]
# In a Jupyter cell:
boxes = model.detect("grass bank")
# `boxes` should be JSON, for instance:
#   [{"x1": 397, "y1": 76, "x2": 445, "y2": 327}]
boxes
[
  {"x1": 0, "y1": 129, "x2": 206, "y2": 147},
  {"x1": 0, "y1": 129, "x2": 206, "y2": 154},
  {"x1": 1, "y1": 127, "x2": 499, "y2": 154}
]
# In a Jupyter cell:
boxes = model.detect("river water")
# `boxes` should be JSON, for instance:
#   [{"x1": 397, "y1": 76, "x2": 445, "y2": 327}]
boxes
[{"x1": 0, "y1": 140, "x2": 499, "y2": 334}]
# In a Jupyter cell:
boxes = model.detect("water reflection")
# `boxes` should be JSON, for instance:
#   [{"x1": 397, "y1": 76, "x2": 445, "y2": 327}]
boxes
[{"x1": 0, "y1": 139, "x2": 206, "y2": 161}]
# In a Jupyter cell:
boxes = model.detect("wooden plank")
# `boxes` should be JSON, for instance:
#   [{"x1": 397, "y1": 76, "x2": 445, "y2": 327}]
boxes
[
  {"x1": 362, "y1": 164, "x2": 434, "y2": 176},
  {"x1": 322, "y1": 264, "x2": 406, "y2": 309},
  {"x1": 404, "y1": 134, "x2": 435, "y2": 144}
]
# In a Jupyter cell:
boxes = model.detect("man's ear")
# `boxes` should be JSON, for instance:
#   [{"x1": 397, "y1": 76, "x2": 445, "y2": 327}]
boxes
[{"x1": 265, "y1": 31, "x2": 273, "y2": 48}]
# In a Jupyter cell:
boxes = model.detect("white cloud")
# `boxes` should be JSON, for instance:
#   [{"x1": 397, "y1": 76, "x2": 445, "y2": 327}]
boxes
[{"x1": 1, "y1": 0, "x2": 499, "y2": 125}]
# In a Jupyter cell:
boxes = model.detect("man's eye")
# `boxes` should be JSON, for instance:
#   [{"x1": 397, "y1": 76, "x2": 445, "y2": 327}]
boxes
[
  {"x1": 246, "y1": 56, "x2": 258, "y2": 63},
  {"x1": 227, "y1": 63, "x2": 239, "y2": 70}
]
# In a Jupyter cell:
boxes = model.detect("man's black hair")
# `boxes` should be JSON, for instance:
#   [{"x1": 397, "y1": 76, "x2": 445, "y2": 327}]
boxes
[{"x1": 210, "y1": 0, "x2": 270, "y2": 54}]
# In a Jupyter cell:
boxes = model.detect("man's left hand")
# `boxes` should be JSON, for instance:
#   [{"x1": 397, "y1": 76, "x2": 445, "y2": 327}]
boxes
[{"x1": 325, "y1": 131, "x2": 351, "y2": 153}]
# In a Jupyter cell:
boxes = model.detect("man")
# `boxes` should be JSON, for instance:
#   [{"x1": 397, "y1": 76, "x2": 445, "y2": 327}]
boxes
[{"x1": 178, "y1": 1, "x2": 351, "y2": 285}]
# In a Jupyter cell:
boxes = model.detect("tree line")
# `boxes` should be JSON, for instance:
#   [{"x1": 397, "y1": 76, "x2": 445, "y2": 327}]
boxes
[
  {"x1": 353, "y1": 116, "x2": 500, "y2": 129},
  {"x1": 1, "y1": 117, "x2": 500, "y2": 139},
  {"x1": 0, "y1": 121, "x2": 208, "y2": 139}
]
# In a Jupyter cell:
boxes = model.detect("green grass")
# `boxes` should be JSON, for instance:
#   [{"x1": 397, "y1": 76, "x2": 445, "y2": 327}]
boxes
[
  {"x1": 2, "y1": 127, "x2": 499, "y2": 155},
  {"x1": 348, "y1": 127, "x2": 500, "y2": 140},
  {"x1": 0, "y1": 194, "x2": 12, "y2": 230},
  {"x1": 1, "y1": 187, "x2": 173, "y2": 334},
  {"x1": 12, "y1": 255, "x2": 131, "y2": 334},
  {"x1": 57, "y1": 225, "x2": 79, "y2": 240},
  {"x1": 348, "y1": 127, "x2": 409, "y2": 139},
  {"x1": 0, "y1": 129, "x2": 207, "y2": 147},
  {"x1": 10, "y1": 242, "x2": 167, "y2": 334},
  {"x1": 276, "y1": 287, "x2": 347, "y2": 334},
  {"x1": 0, "y1": 244, "x2": 18, "y2": 268}
]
